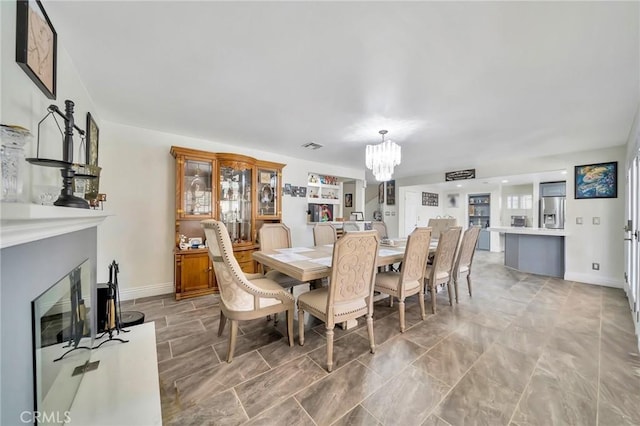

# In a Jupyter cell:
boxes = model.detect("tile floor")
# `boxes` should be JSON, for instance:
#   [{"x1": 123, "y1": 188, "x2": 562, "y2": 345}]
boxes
[{"x1": 122, "y1": 251, "x2": 640, "y2": 426}]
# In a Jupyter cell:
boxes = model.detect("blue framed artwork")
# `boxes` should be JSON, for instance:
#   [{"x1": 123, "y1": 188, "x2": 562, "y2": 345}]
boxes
[{"x1": 574, "y1": 161, "x2": 617, "y2": 199}]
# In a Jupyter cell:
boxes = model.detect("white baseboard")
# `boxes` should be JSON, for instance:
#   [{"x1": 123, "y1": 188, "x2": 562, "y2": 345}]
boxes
[
  {"x1": 118, "y1": 282, "x2": 174, "y2": 301},
  {"x1": 564, "y1": 272, "x2": 624, "y2": 288}
]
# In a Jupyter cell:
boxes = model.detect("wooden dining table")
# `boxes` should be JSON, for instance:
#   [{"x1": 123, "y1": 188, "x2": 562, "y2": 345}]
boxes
[{"x1": 252, "y1": 238, "x2": 438, "y2": 283}]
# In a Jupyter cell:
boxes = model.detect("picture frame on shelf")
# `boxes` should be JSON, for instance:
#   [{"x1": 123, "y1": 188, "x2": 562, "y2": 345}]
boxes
[
  {"x1": 575, "y1": 161, "x2": 617, "y2": 199},
  {"x1": 344, "y1": 193, "x2": 353, "y2": 207},
  {"x1": 16, "y1": 0, "x2": 57, "y2": 100},
  {"x1": 86, "y1": 112, "x2": 99, "y2": 166}
]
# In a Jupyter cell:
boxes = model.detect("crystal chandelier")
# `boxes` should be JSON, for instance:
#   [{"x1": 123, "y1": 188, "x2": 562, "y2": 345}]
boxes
[{"x1": 365, "y1": 130, "x2": 401, "y2": 182}]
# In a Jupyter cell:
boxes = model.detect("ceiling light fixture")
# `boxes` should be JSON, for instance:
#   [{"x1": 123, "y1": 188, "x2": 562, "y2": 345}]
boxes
[{"x1": 365, "y1": 130, "x2": 401, "y2": 182}]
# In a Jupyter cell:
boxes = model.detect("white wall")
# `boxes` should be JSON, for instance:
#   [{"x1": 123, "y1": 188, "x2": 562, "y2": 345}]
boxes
[
  {"x1": 395, "y1": 146, "x2": 627, "y2": 287},
  {"x1": 100, "y1": 122, "x2": 364, "y2": 298}
]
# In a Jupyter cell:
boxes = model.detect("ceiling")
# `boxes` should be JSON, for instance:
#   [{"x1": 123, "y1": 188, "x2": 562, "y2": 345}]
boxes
[{"x1": 44, "y1": 1, "x2": 639, "y2": 182}]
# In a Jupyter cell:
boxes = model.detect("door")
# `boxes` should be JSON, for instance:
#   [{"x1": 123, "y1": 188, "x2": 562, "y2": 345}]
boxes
[
  {"x1": 403, "y1": 191, "x2": 419, "y2": 237},
  {"x1": 624, "y1": 151, "x2": 639, "y2": 333}
]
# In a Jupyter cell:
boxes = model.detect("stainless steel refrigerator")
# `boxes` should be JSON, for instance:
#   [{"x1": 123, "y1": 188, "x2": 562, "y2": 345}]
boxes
[{"x1": 539, "y1": 196, "x2": 566, "y2": 229}]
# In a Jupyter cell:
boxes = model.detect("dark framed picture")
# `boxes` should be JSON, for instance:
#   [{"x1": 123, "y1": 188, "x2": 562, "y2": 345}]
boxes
[
  {"x1": 86, "y1": 113, "x2": 99, "y2": 166},
  {"x1": 283, "y1": 183, "x2": 292, "y2": 195},
  {"x1": 422, "y1": 192, "x2": 439, "y2": 206},
  {"x1": 378, "y1": 183, "x2": 384, "y2": 204},
  {"x1": 344, "y1": 193, "x2": 353, "y2": 207},
  {"x1": 16, "y1": 0, "x2": 57, "y2": 100},
  {"x1": 386, "y1": 180, "x2": 395, "y2": 205},
  {"x1": 575, "y1": 161, "x2": 617, "y2": 199}
]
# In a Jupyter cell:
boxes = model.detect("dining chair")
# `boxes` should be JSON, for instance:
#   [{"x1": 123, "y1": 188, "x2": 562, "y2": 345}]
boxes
[
  {"x1": 313, "y1": 222, "x2": 337, "y2": 246},
  {"x1": 374, "y1": 227, "x2": 432, "y2": 332},
  {"x1": 297, "y1": 230, "x2": 379, "y2": 372},
  {"x1": 424, "y1": 226, "x2": 462, "y2": 314},
  {"x1": 258, "y1": 223, "x2": 308, "y2": 290},
  {"x1": 371, "y1": 221, "x2": 388, "y2": 239},
  {"x1": 427, "y1": 218, "x2": 457, "y2": 239},
  {"x1": 202, "y1": 220, "x2": 294, "y2": 362},
  {"x1": 452, "y1": 225, "x2": 481, "y2": 302}
]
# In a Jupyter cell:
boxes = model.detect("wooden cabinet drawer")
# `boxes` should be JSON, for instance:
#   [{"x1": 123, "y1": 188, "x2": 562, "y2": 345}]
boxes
[{"x1": 234, "y1": 249, "x2": 254, "y2": 263}]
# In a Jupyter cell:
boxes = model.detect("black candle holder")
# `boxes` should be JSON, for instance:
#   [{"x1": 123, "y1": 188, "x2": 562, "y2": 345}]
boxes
[{"x1": 26, "y1": 100, "x2": 97, "y2": 209}]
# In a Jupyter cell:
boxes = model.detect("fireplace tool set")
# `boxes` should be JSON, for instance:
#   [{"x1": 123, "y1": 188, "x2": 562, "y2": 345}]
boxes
[{"x1": 94, "y1": 260, "x2": 129, "y2": 349}]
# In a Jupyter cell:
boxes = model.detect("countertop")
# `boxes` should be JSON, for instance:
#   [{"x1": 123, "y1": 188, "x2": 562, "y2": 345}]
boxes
[{"x1": 487, "y1": 226, "x2": 568, "y2": 236}]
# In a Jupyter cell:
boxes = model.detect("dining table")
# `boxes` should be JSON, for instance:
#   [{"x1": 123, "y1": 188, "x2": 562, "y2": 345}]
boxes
[{"x1": 252, "y1": 238, "x2": 437, "y2": 329}]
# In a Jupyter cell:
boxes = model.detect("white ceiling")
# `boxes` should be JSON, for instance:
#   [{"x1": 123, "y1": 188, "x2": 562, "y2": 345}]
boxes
[{"x1": 44, "y1": 1, "x2": 639, "y2": 182}]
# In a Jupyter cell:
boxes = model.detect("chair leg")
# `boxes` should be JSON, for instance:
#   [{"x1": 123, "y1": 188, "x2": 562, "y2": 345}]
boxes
[
  {"x1": 326, "y1": 327, "x2": 334, "y2": 372},
  {"x1": 467, "y1": 274, "x2": 473, "y2": 297},
  {"x1": 298, "y1": 308, "x2": 305, "y2": 346},
  {"x1": 273, "y1": 312, "x2": 279, "y2": 325},
  {"x1": 366, "y1": 314, "x2": 375, "y2": 354},
  {"x1": 431, "y1": 284, "x2": 437, "y2": 314},
  {"x1": 418, "y1": 287, "x2": 426, "y2": 320},
  {"x1": 389, "y1": 296, "x2": 394, "y2": 307},
  {"x1": 226, "y1": 319, "x2": 238, "y2": 363},
  {"x1": 218, "y1": 311, "x2": 227, "y2": 337},
  {"x1": 453, "y1": 275, "x2": 459, "y2": 303},
  {"x1": 398, "y1": 299, "x2": 406, "y2": 333},
  {"x1": 446, "y1": 280, "x2": 453, "y2": 306},
  {"x1": 287, "y1": 309, "x2": 294, "y2": 347}
]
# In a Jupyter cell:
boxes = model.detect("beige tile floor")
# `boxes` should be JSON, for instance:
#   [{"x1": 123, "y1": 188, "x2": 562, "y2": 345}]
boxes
[{"x1": 123, "y1": 251, "x2": 640, "y2": 426}]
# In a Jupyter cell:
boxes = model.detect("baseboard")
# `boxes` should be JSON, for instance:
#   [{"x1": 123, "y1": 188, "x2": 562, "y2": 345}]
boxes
[
  {"x1": 118, "y1": 281, "x2": 174, "y2": 301},
  {"x1": 564, "y1": 272, "x2": 624, "y2": 288}
]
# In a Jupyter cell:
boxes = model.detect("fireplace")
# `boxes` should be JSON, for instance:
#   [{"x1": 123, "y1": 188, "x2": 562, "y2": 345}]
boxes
[{"x1": 0, "y1": 203, "x2": 108, "y2": 425}]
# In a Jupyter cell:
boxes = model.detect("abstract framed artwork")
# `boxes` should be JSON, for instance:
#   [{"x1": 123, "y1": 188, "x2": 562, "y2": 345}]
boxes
[
  {"x1": 16, "y1": 0, "x2": 57, "y2": 99},
  {"x1": 575, "y1": 161, "x2": 617, "y2": 199},
  {"x1": 86, "y1": 113, "x2": 99, "y2": 166}
]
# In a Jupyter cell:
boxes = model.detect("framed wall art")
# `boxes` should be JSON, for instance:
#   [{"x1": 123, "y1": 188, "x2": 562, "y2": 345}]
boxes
[
  {"x1": 378, "y1": 183, "x2": 384, "y2": 204},
  {"x1": 16, "y1": 0, "x2": 57, "y2": 99},
  {"x1": 86, "y1": 112, "x2": 99, "y2": 166},
  {"x1": 575, "y1": 161, "x2": 617, "y2": 199},
  {"x1": 344, "y1": 193, "x2": 353, "y2": 207},
  {"x1": 422, "y1": 192, "x2": 438, "y2": 206},
  {"x1": 386, "y1": 180, "x2": 395, "y2": 205}
]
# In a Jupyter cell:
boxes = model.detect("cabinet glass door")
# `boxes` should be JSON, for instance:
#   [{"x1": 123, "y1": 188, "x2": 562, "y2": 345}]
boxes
[
  {"x1": 183, "y1": 159, "x2": 213, "y2": 217},
  {"x1": 256, "y1": 168, "x2": 279, "y2": 219},
  {"x1": 219, "y1": 162, "x2": 253, "y2": 244}
]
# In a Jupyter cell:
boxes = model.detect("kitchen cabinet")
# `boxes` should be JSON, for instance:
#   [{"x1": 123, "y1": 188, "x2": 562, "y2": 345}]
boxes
[
  {"x1": 171, "y1": 146, "x2": 284, "y2": 299},
  {"x1": 469, "y1": 193, "x2": 490, "y2": 250}
]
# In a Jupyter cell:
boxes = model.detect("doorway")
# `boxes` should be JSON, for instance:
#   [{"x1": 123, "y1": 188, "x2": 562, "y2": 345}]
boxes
[{"x1": 403, "y1": 191, "x2": 419, "y2": 237}]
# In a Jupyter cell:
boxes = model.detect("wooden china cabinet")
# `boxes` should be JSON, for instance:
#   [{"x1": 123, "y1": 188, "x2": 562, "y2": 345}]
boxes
[{"x1": 170, "y1": 146, "x2": 284, "y2": 300}]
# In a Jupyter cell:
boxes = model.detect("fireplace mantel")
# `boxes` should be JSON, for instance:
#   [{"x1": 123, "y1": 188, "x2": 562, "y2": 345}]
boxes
[{"x1": 0, "y1": 203, "x2": 110, "y2": 249}]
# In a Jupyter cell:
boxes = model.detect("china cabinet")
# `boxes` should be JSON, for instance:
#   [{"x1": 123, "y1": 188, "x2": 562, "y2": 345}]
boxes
[{"x1": 170, "y1": 146, "x2": 284, "y2": 300}]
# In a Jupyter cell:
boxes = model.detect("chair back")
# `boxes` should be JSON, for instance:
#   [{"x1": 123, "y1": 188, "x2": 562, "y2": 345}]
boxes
[
  {"x1": 371, "y1": 221, "x2": 388, "y2": 239},
  {"x1": 258, "y1": 223, "x2": 292, "y2": 251},
  {"x1": 327, "y1": 230, "x2": 379, "y2": 314},
  {"x1": 202, "y1": 220, "x2": 268, "y2": 312},
  {"x1": 428, "y1": 218, "x2": 457, "y2": 239},
  {"x1": 454, "y1": 226, "x2": 481, "y2": 273},
  {"x1": 432, "y1": 226, "x2": 462, "y2": 277},
  {"x1": 400, "y1": 227, "x2": 432, "y2": 284},
  {"x1": 313, "y1": 223, "x2": 337, "y2": 246}
]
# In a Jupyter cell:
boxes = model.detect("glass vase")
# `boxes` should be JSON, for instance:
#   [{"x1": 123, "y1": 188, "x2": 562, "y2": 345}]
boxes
[{"x1": 0, "y1": 125, "x2": 31, "y2": 202}]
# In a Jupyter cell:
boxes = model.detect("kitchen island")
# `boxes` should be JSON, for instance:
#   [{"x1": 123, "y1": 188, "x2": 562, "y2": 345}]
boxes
[{"x1": 487, "y1": 226, "x2": 568, "y2": 278}]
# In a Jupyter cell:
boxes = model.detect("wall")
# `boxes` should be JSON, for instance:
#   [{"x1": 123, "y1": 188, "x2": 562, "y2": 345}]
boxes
[
  {"x1": 395, "y1": 146, "x2": 627, "y2": 287},
  {"x1": 100, "y1": 122, "x2": 364, "y2": 299},
  {"x1": 0, "y1": 228, "x2": 97, "y2": 426}
]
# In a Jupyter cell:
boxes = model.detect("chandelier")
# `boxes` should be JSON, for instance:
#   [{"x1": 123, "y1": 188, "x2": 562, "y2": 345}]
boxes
[{"x1": 365, "y1": 130, "x2": 401, "y2": 182}]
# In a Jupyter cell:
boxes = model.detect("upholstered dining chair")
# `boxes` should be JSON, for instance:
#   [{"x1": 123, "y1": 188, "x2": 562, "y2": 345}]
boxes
[
  {"x1": 424, "y1": 226, "x2": 462, "y2": 314},
  {"x1": 202, "y1": 220, "x2": 294, "y2": 362},
  {"x1": 427, "y1": 218, "x2": 457, "y2": 239},
  {"x1": 297, "y1": 230, "x2": 379, "y2": 372},
  {"x1": 371, "y1": 221, "x2": 388, "y2": 239},
  {"x1": 258, "y1": 223, "x2": 307, "y2": 290},
  {"x1": 374, "y1": 227, "x2": 432, "y2": 332},
  {"x1": 313, "y1": 222, "x2": 337, "y2": 246},
  {"x1": 452, "y1": 226, "x2": 481, "y2": 302}
]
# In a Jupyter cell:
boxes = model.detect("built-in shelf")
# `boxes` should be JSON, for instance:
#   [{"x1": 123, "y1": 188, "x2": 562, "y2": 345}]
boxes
[{"x1": 0, "y1": 202, "x2": 111, "y2": 249}]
